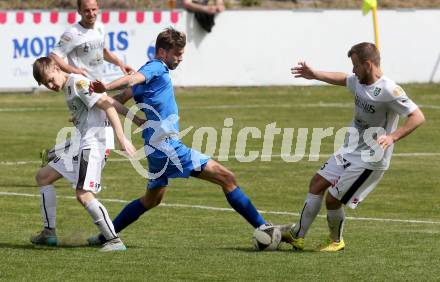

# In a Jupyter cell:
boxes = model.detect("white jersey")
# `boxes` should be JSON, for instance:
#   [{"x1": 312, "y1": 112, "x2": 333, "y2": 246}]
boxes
[
  {"x1": 339, "y1": 74, "x2": 418, "y2": 170},
  {"x1": 63, "y1": 74, "x2": 107, "y2": 150},
  {"x1": 52, "y1": 21, "x2": 115, "y2": 149},
  {"x1": 52, "y1": 22, "x2": 105, "y2": 81}
]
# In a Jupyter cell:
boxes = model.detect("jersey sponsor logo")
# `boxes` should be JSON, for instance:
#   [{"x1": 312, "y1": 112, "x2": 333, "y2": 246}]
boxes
[
  {"x1": 89, "y1": 180, "x2": 101, "y2": 190},
  {"x1": 78, "y1": 40, "x2": 104, "y2": 54},
  {"x1": 61, "y1": 33, "x2": 72, "y2": 42},
  {"x1": 354, "y1": 94, "x2": 376, "y2": 114},
  {"x1": 392, "y1": 86, "x2": 404, "y2": 97},
  {"x1": 75, "y1": 80, "x2": 89, "y2": 92},
  {"x1": 373, "y1": 87, "x2": 382, "y2": 96}
]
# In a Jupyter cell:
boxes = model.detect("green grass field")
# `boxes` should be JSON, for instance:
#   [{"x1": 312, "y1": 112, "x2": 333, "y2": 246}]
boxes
[{"x1": 0, "y1": 85, "x2": 439, "y2": 281}]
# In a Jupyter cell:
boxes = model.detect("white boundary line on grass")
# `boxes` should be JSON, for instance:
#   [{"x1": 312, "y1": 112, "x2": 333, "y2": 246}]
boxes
[
  {"x1": 1, "y1": 152, "x2": 440, "y2": 166},
  {"x1": 1, "y1": 103, "x2": 440, "y2": 112},
  {"x1": 0, "y1": 191, "x2": 439, "y2": 225}
]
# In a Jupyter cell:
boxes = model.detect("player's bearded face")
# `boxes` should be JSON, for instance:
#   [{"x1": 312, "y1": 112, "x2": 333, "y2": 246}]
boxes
[
  {"x1": 165, "y1": 48, "x2": 184, "y2": 70},
  {"x1": 351, "y1": 54, "x2": 369, "y2": 84},
  {"x1": 78, "y1": 0, "x2": 99, "y2": 26}
]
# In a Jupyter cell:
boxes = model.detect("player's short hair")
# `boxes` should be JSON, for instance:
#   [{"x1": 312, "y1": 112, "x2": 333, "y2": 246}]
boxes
[
  {"x1": 77, "y1": 0, "x2": 98, "y2": 10},
  {"x1": 155, "y1": 28, "x2": 186, "y2": 53},
  {"x1": 348, "y1": 42, "x2": 380, "y2": 66},
  {"x1": 33, "y1": 57, "x2": 56, "y2": 85}
]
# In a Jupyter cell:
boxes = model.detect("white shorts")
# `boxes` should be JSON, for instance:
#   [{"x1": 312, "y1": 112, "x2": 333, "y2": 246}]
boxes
[
  {"x1": 49, "y1": 148, "x2": 107, "y2": 193},
  {"x1": 48, "y1": 154, "x2": 78, "y2": 186},
  {"x1": 317, "y1": 154, "x2": 385, "y2": 209}
]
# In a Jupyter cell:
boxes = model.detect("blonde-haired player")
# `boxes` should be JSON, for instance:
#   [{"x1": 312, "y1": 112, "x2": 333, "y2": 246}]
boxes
[{"x1": 31, "y1": 57, "x2": 138, "y2": 251}]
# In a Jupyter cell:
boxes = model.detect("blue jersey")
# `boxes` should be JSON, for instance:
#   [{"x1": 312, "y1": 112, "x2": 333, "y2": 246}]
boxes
[
  {"x1": 132, "y1": 59, "x2": 210, "y2": 189},
  {"x1": 132, "y1": 59, "x2": 179, "y2": 143}
]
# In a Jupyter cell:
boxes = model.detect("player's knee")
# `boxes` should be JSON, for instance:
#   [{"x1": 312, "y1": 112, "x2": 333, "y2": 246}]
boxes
[
  {"x1": 224, "y1": 170, "x2": 236, "y2": 186},
  {"x1": 35, "y1": 169, "x2": 49, "y2": 186},
  {"x1": 75, "y1": 193, "x2": 86, "y2": 205},
  {"x1": 149, "y1": 195, "x2": 163, "y2": 207},
  {"x1": 309, "y1": 174, "x2": 329, "y2": 195},
  {"x1": 219, "y1": 168, "x2": 237, "y2": 191},
  {"x1": 75, "y1": 190, "x2": 93, "y2": 206},
  {"x1": 141, "y1": 190, "x2": 165, "y2": 209}
]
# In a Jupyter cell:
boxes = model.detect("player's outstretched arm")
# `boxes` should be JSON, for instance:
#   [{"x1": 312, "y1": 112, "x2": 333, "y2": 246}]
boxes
[
  {"x1": 49, "y1": 53, "x2": 88, "y2": 77},
  {"x1": 91, "y1": 72, "x2": 146, "y2": 93},
  {"x1": 95, "y1": 95, "x2": 136, "y2": 157},
  {"x1": 103, "y1": 48, "x2": 135, "y2": 74},
  {"x1": 377, "y1": 108, "x2": 425, "y2": 149},
  {"x1": 183, "y1": 0, "x2": 218, "y2": 14},
  {"x1": 291, "y1": 61, "x2": 347, "y2": 86}
]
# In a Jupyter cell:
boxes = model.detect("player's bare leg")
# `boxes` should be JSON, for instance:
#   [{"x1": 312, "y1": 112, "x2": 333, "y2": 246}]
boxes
[
  {"x1": 196, "y1": 160, "x2": 266, "y2": 228},
  {"x1": 196, "y1": 160, "x2": 237, "y2": 193},
  {"x1": 139, "y1": 187, "x2": 167, "y2": 209}
]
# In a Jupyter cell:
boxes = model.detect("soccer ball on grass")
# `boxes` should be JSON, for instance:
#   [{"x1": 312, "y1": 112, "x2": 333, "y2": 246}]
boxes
[{"x1": 252, "y1": 223, "x2": 281, "y2": 251}]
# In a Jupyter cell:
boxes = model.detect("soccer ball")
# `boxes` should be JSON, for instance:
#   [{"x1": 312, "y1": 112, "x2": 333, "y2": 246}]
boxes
[{"x1": 252, "y1": 223, "x2": 281, "y2": 251}]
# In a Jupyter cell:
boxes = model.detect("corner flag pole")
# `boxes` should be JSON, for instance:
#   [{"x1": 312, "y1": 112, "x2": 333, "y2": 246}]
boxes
[
  {"x1": 372, "y1": 6, "x2": 380, "y2": 49},
  {"x1": 363, "y1": 0, "x2": 380, "y2": 50}
]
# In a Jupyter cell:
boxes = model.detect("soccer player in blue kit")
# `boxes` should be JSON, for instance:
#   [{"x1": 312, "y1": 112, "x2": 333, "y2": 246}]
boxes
[{"x1": 88, "y1": 28, "x2": 267, "y2": 245}]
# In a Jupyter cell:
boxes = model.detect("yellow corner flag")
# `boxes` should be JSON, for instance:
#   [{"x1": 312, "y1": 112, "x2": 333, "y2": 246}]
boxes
[
  {"x1": 362, "y1": 0, "x2": 380, "y2": 49},
  {"x1": 362, "y1": 0, "x2": 377, "y2": 15}
]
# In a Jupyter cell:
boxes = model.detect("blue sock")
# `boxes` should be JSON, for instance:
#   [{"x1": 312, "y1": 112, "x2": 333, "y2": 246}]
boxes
[
  {"x1": 225, "y1": 187, "x2": 266, "y2": 228},
  {"x1": 98, "y1": 198, "x2": 147, "y2": 243}
]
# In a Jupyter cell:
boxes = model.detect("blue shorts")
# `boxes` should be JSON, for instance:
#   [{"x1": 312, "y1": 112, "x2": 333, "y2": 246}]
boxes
[{"x1": 145, "y1": 139, "x2": 210, "y2": 189}]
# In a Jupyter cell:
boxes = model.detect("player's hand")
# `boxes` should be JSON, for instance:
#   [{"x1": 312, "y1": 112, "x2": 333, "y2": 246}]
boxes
[
  {"x1": 119, "y1": 137, "x2": 136, "y2": 158},
  {"x1": 73, "y1": 67, "x2": 89, "y2": 77},
  {"x1": 205, "y1": 6, "x2": 217, "y2": 14},
  {"x1": 216, "y1": 4, "x2": 225, "y2": 12},
  {"x1": 291, "y1": 61, "x2": 316, "y2": 80},
  {"x1": 90, "y1": 80, "x2": 107, "y2": 93},
  {"x1": 120, "y1": 64, "x2": 136, "y2": 75},
  {"x1": 377, "y1": 134, "x2": 395, "y2": 150}
]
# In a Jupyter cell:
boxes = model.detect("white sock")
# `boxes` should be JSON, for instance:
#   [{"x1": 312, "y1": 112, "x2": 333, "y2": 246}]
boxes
[
  {"x1": 292, "y1": 193, "x2": 323, "y2": 238},
  {"x1": 327, "y1": 207, "x2": 345, "y2": 242},
  {"x1": 85, "y1": 198, "x2": 117, "y2": 241},
  {"x1": 40, "y1": 185, "x2": 56, "y2": 229}
]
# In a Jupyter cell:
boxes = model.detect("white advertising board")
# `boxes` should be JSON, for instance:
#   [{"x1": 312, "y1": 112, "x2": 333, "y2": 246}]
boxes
[
  {"x1": 0, "y1": 10, "x2": 184, "y2": 91},
  {"x1": 1, "y1": 9, "x2": 440, "y2": 90}
]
